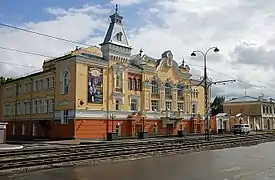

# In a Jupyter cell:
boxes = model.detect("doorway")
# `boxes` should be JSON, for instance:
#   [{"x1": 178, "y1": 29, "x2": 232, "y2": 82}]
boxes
[
  {"x1": 135, "y1": 124, "x2": 142, "y2": 136},
  {"x1": 166, "y1": 124, "x2": 173, "y2": 136}
]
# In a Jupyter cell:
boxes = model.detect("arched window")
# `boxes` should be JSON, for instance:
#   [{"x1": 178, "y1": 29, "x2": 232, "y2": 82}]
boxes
[
  {"x1": 130, "y1": 99, "x2": 138, "y2": 111},
  {"x1": 165, "y1": 83, "x2": 172, "y2": 99},
  {"x1": 177, "y1": 84, "x2": 185, "y2": 100},
  {"x1": 62, "y1": 70, "x2": 69, "y2": 94},
  {"x1": 136, "y1": 79, "x2": 141, "y2": 91},
  {"x1": 132, "y1": 78, "x2": 136, "y2": 90},
  {"x1": 116, "y1": 32, "x2": 122, "y2": 41},
  {"x1": 151, "y1": 80, "x2": 159, "y2": 94},
  {"x1": 128, "y1": 78, "x2": 132, "y2": 90}
]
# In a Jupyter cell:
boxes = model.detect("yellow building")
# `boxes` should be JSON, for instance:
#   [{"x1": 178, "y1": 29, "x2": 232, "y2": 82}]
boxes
[{"x1": 0, "y1": 8, "x2": 207, "y2": 140}]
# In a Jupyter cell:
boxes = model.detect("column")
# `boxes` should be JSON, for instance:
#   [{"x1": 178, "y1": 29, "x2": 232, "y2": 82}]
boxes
[{"x1": 253, "y1": 117, "x2": 256, "y2": 130}]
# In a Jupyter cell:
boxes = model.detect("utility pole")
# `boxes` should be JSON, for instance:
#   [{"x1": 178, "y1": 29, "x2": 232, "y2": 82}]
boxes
[{"x1": 191, "y1": 47, "x2": 236, "y2": 141}]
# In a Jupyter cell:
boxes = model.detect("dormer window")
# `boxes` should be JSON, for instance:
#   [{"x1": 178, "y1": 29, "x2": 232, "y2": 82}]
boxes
[{"x1": 116, "y1": 32, "x2": 122, "y2": 41}]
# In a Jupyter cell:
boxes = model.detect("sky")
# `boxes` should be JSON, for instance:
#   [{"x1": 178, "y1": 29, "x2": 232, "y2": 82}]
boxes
[{"x1": 0, "y1": 0, "x2": 275, "y2": 99}]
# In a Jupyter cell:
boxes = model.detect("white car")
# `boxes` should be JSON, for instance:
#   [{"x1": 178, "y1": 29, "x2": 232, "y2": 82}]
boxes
[{"x1": 232, "y1": 124, "x2": 251, "y2": 135}]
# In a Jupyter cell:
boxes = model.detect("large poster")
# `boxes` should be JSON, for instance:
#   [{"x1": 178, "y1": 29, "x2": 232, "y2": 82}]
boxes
[{"x1": 88, "y1": 66, "x2": 103, "y2": 104}]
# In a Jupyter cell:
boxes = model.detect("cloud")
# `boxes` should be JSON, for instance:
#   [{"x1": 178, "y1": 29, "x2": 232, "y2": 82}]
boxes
[
  {"x1": 110, "y1": 0, "x2": 145, "y2": 6},
  {"x1": 1, "y1": 0, "x2": 275, "y2": 100}
]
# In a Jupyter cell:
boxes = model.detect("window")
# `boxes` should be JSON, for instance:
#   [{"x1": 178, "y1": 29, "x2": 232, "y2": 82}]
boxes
[
  {"x1": 165, "y1": 83, "x2": 172, "y2": 99},
  {"x1": 44, "y1": 99, "x2": 48, "y2": 113},
  {"x1": 4, "y1": 104, "x2": 11, "y2": 116},
  {"x1": 151, "y1": 100, "x2": 159, "y2": 111},
  {"x1": 263, "y1": 105, "x2": 265, "y2": 114},
  {"x1": 38, "y1": 80, "x2": 43, "y2": 89},
  {"x1": 128, "y1": 78, "x2": 132, "y2": 90},
  {"x1": 130, "y1": 99, "x2": 138, "y2": 111},
  {"x1": 12, "y1": 124, "x2": 15, "y2": 135},
  {"x1": 132, "y1": 78, "x2": 136, "y2": 90},
  {"x1": 192, "y1": 104, "x2": 196, "y2": 114},
  {"x1": 48, "y1": 99, "x2": 54, "y2": 112},
  {"x1": 32, "y1": 124, "x2": 36, "y2": 136},
  {"x1": 177, "y1": 84, "x2": 184, "y2": 99},
  {"x1": 61, "y1": 110, "x2": 69, "y2": 124},
  {"x1": 62, "y1": 71, "x2": 69, "y2": 94},
  {"x1": 23, "y1": 84, "x2": 27, "y2": 93},
  {"x1": 195, "y1": 90, "x2": 199, "y2": 98},
  {"x1": 136, "y1": 79, "x2": 141, "y2": 91},
  {"x1": 115, "y1": 73, "x2": 123, "y2": 92},
  {"x1": 115, "y1": 99, "x2": 121, "y2": 111},
  {"x1": 33, "y1": 100, "x2": 38, "y2": 114},
  {"x1": 46, "y1": 78, "x2": 50, "y2": 89},
  {"x1": 116, "y1": 32, "x2": 122, "y2": 41},
  {"x1": 22, "y1": 124, "x2": 25, "y2": 136},
  {"x1": 37, "y1": 100, "x2": 42, "y2": 113},
  {"x1": 270, "y1": 106, "x2": 272, "y2": 114},
  {"x1": 178, "y1": 102, "x2": 184, "y2": 111},
  {"x1": 165, "y1": 101, "x2": 172, "y2": 110},
  {"x1": 16, "y1": 101, "x2": 20, "y2": 115},
  {"x1": 151, "y1": 80, "x2": 159, "y2": 94},
  {"x1": 34, "y1": 81, "x2": 38, "y2": 91}
]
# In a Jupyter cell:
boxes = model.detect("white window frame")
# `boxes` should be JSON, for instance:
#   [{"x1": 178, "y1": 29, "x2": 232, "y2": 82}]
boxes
[
  {"x1": 48, "y1": 99, "x2": 54, "y2": 112},
  {"x1": 151, "y1": 100, "x2": 159, "y2": 111},
  {"x1": 177, "y1": 102, "x2": 184, "y2": 111},
  {"x1": 61, "y1": 110, "x2": 69, "y2": 124},
  {"x1": 165, "y1": 101, "x2": 172, "y2": 110},
  {"x1": 44, "y1": 99, "x2": 48, "y2": 113},
  {"x1": 151, "y1": 81, "x2": 159, "y2": 94},
  {"x1": 16, "y1": 101, "x2": 20, "y2": 115},
  {"x1": 130, "y1": 98, "x2": 138, "y2": 111},
  {"x1": 115, "y1": 99, "x2": 121, "y2": 111}
]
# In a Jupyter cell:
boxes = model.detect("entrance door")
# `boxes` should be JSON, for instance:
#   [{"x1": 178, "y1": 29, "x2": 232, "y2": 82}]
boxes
[
  {"x1": 135, "y1": 124, "x2": 142, "y2": 136},
  {"x1": 167, "y1": 124, "x2": 173, "y2": 136},
  {"x1": 223, "y1": 121, "x2": 227, "y2": 132}
]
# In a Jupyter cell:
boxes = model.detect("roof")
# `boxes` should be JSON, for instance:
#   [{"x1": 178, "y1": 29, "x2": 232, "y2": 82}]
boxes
[{"x1": 225, "y1": 96, "x2": 260, "y2": 103}]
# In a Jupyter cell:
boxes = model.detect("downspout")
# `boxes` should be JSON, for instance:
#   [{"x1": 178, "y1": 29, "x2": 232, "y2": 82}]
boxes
[
  {"x1": 29, "y1": 78, "x2": 33, "y2": 139},
  {"x1": 106, "y1": 62, "x2": 110, "y2": 137},
  {"x1": 73, "y1": 58, "x2": 76, "y2": 139}
]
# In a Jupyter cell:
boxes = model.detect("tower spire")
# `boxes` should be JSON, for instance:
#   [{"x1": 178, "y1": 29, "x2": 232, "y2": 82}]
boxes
[{"x1": 115, "y1": 4, "x2": 118, "y2": 14}]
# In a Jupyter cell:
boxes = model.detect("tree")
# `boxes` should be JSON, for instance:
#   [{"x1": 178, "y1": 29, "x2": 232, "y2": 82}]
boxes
[
  {"x1": 211, "y1": 96, "x2": 225, "y2": 116},
  {"x1": 0, "y1": 76, "x2": 13, "y2": 86}
]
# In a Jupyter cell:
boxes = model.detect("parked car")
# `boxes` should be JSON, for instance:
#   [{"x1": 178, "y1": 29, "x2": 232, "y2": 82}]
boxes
[{"x1": 232, "y1": 124, "x2": 251, "y2": 135}]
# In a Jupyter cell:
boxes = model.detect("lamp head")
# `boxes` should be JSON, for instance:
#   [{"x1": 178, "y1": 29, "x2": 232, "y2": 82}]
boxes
[
  {"x1": 214, "y1": 47, "x2": 219, "y2": 52},
  {"x1": 191, "y1": 52, "x2": 196, "y2": 56}
]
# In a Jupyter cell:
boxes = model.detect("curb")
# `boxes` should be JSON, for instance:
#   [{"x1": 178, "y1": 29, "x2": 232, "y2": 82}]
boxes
[{"x1": 0, "y1": 145, "x2": 24, "y2": 150}]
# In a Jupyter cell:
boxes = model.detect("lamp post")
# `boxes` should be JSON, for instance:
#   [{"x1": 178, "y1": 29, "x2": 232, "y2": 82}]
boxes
[
  {"x1": 191, "y1": 46, "x2": 219, "y2": 141},
  {"x1": 140, "y1": 110, "x2": 148, "y2": 139},
  {"x1": 110, "y1": 113, "x2": 116, "y2": 133}
]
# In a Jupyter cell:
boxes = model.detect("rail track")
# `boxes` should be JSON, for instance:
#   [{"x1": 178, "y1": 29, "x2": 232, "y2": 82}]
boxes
[
  {"x1": 0, "y1": 134, "x2": 246, "y2": 157},
  {"x1": 0, "y1": 133, "x2": 274, "y2": 175}
]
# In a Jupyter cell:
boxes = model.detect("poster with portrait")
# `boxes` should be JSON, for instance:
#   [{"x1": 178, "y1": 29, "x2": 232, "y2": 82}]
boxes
[{"x1": 87, "y1": 66, "x2": 103, "y2": 104}]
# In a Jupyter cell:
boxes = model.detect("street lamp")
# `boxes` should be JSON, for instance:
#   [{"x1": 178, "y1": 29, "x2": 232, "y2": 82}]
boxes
[
  {"x1": 140, "y1": 110, "x2": 148, "y2": 139},
  {"x1": 190, "y1": 46, "x2": 219, "y2": 141},
  {"x1": 110, "y1": 113, "x2": 116, "y2": 133}
]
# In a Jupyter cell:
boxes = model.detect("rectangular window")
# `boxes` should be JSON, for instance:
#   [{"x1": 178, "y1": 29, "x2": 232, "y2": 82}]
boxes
[
  {"x1": 115, "y1": 99, "x2": 121, "y2": 111},
  {"x1": 165, "y1": 101, "x2": 172, "y2": 110},
  {"x1": 37, "y1": 100, "x2": 42, "y2": 113},
  {"x1": 136, "y1": 79, "x2": 141, "y2": 91},
  {"x1": 48, "y1": 99, "x2": 54, "y2": 112},
  {"x1": 178, "y1": 102, "x2": 184, "y2": 111},
  {"x1": 34, "y1": 81, "x2": 38, "y2": 91},
  {"x1": 46, "y1": 78, "x2": 50, "y2": 89},
  {"x1": 34, "y1": 100, "x2": 38, "y2": 114},
  {"x1": 151, "y1": 100, "x2": 159, "y2": 111},
  {"x1": 130, "y1": 99, "x2": 138, "y2": 111},
  {"x1": 44, "y1": 99, "x2": 48, "y2": 113},
  {"x1": 16, "y1": 101, "x2": 20, "y2": 115},
  {"x1": 61, "y1": 110, "x2": 69, "y2": 124}
]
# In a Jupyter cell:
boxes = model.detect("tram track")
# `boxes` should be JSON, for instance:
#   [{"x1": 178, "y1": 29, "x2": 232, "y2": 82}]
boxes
[{"x1": 0, "y1": 133, "x2": 274, "y2": 175}]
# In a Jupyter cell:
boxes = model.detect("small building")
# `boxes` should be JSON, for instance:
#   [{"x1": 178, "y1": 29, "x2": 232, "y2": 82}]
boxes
[
  {"x1": 223, "y1": 95, "x2": 275, "y2": 130},
  {"x1": 215, "y1": 113, "x2": 230, "y2": 133}
]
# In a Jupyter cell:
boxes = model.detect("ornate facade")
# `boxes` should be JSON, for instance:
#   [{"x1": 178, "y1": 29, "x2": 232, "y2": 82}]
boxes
[{"x1": 0, "y1": 8, "x2": 206, "y2": 140}]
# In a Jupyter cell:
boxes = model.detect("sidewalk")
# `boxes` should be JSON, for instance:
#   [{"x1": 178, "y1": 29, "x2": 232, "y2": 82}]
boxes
[{"x1": 0, "y1": 144, "x2": 23, "y2": 151}]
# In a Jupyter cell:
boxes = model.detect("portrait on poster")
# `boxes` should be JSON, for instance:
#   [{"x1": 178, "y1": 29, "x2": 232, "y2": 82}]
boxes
[{"x1": 87, "y1": 67, "x2": 103, "y2": 104}]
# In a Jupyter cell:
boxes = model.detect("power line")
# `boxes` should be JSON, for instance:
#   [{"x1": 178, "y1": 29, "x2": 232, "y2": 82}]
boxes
[{"x1": 0, "y1": 22, "x2": 90, "y2": 47}]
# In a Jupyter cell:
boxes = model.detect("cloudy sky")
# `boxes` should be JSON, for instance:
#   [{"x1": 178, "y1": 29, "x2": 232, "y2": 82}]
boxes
[{"x1": 0, "y1": 0, "x2": 275, "y2": 99}]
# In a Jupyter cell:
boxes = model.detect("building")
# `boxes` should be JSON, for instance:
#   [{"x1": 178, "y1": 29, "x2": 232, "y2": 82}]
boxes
[
  {"x1": 223, "y1": 95, "x2": 275, "y2": 130},
  {"x1": 0, "y1": 8, "x2": 207, "y2": 140}
]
